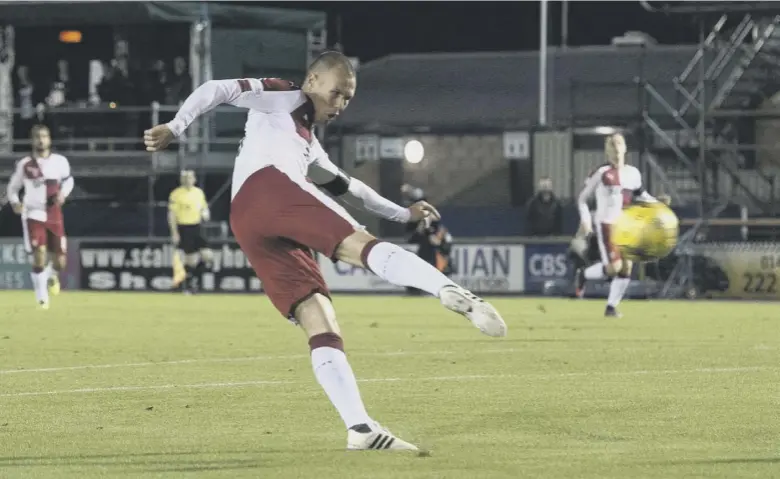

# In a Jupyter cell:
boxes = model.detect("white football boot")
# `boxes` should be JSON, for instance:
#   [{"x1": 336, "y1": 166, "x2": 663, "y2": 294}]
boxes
[
  {"x1": 347, "y1": 423, "x2": 419, "y2": 451},
  {"x1": 439, "y1": 285, "x2": 507, "y2": 337}
]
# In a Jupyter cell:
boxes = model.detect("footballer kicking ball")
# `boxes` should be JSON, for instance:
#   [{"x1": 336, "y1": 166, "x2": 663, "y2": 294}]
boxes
[{"x1": 612, "y1": 203, "x2": 679, "y2": 262}]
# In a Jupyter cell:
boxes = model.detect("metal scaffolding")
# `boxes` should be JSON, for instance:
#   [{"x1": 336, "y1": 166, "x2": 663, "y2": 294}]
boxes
[
  {"x1": 639, "y1": 1, "x2": 780, "y2": 298},
  {"x1": 639, "y1": 1, "x2": 780, "y2": 217}
]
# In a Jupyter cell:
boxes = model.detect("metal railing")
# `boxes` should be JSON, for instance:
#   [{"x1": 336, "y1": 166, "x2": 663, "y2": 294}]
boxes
[{"x1": 2, "y1": 103, "x2": 246, "y2": 154}]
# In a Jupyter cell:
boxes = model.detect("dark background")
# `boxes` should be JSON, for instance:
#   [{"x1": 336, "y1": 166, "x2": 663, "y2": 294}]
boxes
[{"x1": 257, "y1": 1, "x2": 700, "y2": 60}]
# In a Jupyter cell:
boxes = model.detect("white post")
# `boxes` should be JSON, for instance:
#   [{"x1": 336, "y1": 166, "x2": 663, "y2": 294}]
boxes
[
  {"x1": 539, "y1": 0, "x2": 548, "y2": 126},
  {"x1": 740, "y1": 205, "x2": 748, "y2": 241},
  {"x1": 561, "y1": 0, "x2": 569, "y2": 49}
]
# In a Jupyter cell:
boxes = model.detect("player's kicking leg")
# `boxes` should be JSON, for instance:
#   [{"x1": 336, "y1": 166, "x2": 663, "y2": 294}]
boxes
[{"x1": 336, "y1": 231, "x2": 507, "y2": 337}]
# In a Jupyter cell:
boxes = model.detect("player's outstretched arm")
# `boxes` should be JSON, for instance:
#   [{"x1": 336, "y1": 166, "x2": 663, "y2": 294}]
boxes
[
  {"x1": 308, "y1": 146, "x2": 439, "y2": 224},
  {"x1": 144, "y1": 78, "x2": 271, "y2": 151}
]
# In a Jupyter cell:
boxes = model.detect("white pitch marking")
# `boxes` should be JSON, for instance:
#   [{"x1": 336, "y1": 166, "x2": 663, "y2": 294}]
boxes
[
  {"x1": 0, "y1": 346, "x2": 667, "y2": 376},
  {"x1": 0, "y1": 375, "x2": 503, "y2": 398},
  {"x1": 0, "y1": 367, "x2": 773, "y2": 399}
]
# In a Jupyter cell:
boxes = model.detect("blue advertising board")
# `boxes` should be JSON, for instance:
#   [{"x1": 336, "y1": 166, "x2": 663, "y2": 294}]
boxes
[
  {"x1": 524, "y1": 243, "x2": 572, "y2": 293},
  {"x1": 0, "y1": 238, "x2": 80, "y2": 290}
]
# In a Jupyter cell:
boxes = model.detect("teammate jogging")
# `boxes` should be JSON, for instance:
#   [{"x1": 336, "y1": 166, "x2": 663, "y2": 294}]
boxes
[
  {"x1": 576, "y1": 133, "x2": 657, "y2": 317},
  {"x1": 6, "y1": 125, "x2": 73, "y2": 309}
]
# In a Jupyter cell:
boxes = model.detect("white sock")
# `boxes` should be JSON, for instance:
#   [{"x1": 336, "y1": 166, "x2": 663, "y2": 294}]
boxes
[
  {"x1": 584, "y1": 263, "x2": 605, "y2": 280},
  {"x1": 607, "y1": 277, "x2": 631, "y2": 307},
  {"x1": 44, "y1": 263, "x2": 56, "y2": 281},
  {"x1": 311, "y1": 346, "x2": 372, "y2": 429},
  {"x1": 30, "y1": 271, "x2": 49, "y2": 304},
  {"x1": 366, "y1": 242, "x2": 455, "y2": 297}
]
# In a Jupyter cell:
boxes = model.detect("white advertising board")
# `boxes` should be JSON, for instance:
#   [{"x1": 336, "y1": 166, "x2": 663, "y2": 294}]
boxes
[{"x1": 319, "y1": 244, "x2": 526, "y2": 293}]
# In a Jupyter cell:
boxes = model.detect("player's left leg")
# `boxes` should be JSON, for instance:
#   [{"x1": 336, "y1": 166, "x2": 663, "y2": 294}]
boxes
[
  {"x1": 595, "y1": 222, "x2": 629, "y2": 317},
  {"x1": 46, "y1": 229, "x2": 67, "y2": 296},
  {"x1": 606, "y1": 260, "x2": 633, "y2": 317},
  {"x1": 294, "y1": 293, "x2": 419, "y2": 451}
]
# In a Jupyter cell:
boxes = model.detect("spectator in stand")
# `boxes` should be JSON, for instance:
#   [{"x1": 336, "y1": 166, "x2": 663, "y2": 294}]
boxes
[
  {"x1": 96, "y1": 59, "x2": 137, "y2": 149},
  {"x1": 526, "y1": 176, "x2": 563, "y2": 236},
  {"x1": 44, "y1": 59, "x2": 72, "y2": 144},
  {"x1": 166, "y1": 56, "x2": 191, "y2": 105},
  {"x1": 114, "y1": 57, "x2": 136, "y2": 105},
  {"x1": 97, "y1": 59, "x2": 134, "y2": 106},
  {"x1": 147, "y1": 59, "x2": 168, "y2": 104},
  {"x1": 49, "y1": 59, "x2": 70, "y2": 106}
]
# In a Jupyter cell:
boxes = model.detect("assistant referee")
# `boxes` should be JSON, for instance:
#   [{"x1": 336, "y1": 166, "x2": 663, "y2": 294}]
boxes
[{"x1": 168, "y1": 169, "x2": 213, "y2": 293}]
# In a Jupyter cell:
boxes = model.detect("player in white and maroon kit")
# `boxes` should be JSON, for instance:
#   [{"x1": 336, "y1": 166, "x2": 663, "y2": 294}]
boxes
[
  {"x1": 143, "y1": 51, "x2": 507, "y2": 452},
  {"x1": 575, "y1": 133, "x2": 657, "y2": 317},
  {"x1": 6, "y1": 125, "x2": 74, "y2": 309}
]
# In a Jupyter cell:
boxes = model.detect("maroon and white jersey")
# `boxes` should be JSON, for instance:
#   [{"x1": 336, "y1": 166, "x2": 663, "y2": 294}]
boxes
[
  {"x1": 167, "y1": 78, "x2": 343, "y2": 200},
  {"x1": 577, "y1": 164, "x2": 645, "y2": 227},
  {"x1": 7, "y1": 154, "x2": 73, "y2": 223}
]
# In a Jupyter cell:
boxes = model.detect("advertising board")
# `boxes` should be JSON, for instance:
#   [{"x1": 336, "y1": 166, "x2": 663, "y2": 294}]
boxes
[
  {"x1": 320, "y1": 244, "x2": 526, "y2": 293},
  {"x1": 78, "y1": 241, "x2": 260, "y2": 292}
]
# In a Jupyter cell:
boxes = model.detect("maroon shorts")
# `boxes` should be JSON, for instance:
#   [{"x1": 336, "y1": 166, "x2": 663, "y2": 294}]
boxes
[
  {"x1": 230, "y1": 167, "x2": 356, "y2": 319},
  {"x1": 24, "y1": 219, "x2": 66, "y2": 254}
]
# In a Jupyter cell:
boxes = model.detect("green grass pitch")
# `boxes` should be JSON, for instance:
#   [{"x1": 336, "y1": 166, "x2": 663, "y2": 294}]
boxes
[{"x1": 1, "y1": 291, "x2": 778, "y2": 478}]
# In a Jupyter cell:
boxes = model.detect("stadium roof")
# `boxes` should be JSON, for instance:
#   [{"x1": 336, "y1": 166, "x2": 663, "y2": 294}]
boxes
[
  {"x1": 0, "y1": 1, "x2": 325, "y2": 30},
  {"x1": 333, "y1": 44, "x2": 701, "y2": 132}
]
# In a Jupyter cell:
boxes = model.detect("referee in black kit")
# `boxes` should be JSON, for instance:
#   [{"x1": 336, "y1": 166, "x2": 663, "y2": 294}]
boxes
[{"x1": 168, "y1": 169, "x2": 214, "y2": 294}]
